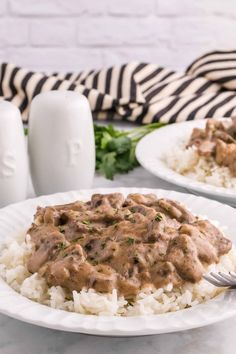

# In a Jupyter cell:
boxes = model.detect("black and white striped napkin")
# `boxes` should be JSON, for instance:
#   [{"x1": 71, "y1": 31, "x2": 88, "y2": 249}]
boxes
[{"x1": 0, "y1": 50, "x2": 236, "y2": 124}]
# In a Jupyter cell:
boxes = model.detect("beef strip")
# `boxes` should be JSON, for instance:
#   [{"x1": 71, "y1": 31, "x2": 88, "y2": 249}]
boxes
[
  {"x1": 27, "y1": 193, "x2": 232, "y2": 299},
  {"x1": 187, "y1": 117, "x2": 236, "y2": 176}
]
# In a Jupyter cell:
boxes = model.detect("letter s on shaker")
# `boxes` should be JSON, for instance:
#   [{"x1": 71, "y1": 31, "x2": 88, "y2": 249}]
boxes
[{"x1": 0, "y1": 101, "x2": 28, "y2": 207}]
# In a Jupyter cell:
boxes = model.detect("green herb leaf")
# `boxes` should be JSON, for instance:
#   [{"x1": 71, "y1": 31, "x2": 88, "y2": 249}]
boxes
[
  {"x1": 94, "y1": 122, "x2": 165, "y2": 180},
  {"x1": 57, "y1": 242, "x2": 67, "y2": 250},
  {"x1": 99, "y1": 152, "x2": 117, "y2": 180},
  {"x1": 58, "y1": 225, "x2": 65, "y2": 233},
  {"x1": 101, "y1": 131, "x2": 112, "y2": 149},
  {"x1": 155, "y1": 213, "x2": 163, "y2": 222},
  {"x1": 106, "y1": 136, "x2": 131, "y2": 154},
  {"x1": 127, "y1": 237, "x2": 135, "y2": 245},
  {"x1": 129, "y1": 218, "x2": 136, "y2": 224},
  {"x1": 82, "y1": 220, "x2": 91, "y2": 225}
]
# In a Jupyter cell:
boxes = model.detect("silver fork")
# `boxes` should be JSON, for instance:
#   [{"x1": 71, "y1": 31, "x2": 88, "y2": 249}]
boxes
[{"x1": 203, "y1": 271, "x2": 236, "y2": 288}]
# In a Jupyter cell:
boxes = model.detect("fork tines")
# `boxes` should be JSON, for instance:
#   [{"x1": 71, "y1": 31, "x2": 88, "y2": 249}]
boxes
[{"x1": 203, "y1": 271, "x2": 236, "y2": 287}]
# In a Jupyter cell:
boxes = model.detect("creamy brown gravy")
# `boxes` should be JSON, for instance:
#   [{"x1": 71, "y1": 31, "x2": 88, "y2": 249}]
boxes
[
  {"x1": 27, "y1": 193, "x2": 232, "y2": 299},
  {"x1": 187, "y1": 118, "x2": 236, "y2": 176}
]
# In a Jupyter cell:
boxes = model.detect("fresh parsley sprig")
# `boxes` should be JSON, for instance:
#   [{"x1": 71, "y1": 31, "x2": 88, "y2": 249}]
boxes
[{"x1": 94, "y1": 122, "x2": 164, "y2": 179}]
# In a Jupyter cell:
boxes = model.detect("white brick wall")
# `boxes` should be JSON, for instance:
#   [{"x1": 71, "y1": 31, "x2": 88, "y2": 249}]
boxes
[{"x1": 0, "y1": 0, "x2": 235, "y2": 73}]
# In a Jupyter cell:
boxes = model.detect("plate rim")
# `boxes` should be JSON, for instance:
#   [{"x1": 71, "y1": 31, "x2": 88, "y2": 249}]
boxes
[{"x1": 0, "y1": 187, "x2": 236, "y2": 336}]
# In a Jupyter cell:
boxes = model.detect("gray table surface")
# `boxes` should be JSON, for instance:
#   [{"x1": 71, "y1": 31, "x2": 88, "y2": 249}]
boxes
[{"x1": 1, "y1": 167, "x2": 236, "y2": 354}]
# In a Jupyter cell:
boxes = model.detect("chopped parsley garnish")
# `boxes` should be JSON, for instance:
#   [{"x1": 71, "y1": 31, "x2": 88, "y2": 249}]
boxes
[
  {"x1": 58, "y1": 226, "x2": 65, "y2": 233},
  {"x1": 90, "y1": 259, "x2": 98, "y2": 265},
  {"x1": 127, "y1": 237, "x2": 135, "y2": 245},
  {"x1": 130, "y1": 207, "x2": 136, "y2": 213},
  {"x1": 129, "y1": 217, "x2": 136, "y2": 224},
  {"x1": 155, "y1": 213, "x2": 163, "y2": 222},
  {"x1": 82, "y1": 220, "x2": 91, "y2": 225},
  {"x1": 57, "y1": 242, "x2": 67, "y2": 250},
  {"x1": 72, "y1": 237, "x2": 83, "y2": 243}
]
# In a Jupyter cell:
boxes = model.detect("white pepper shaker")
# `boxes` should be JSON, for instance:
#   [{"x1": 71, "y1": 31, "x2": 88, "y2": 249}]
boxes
[
  {"x1": 0, "y1": 101, "x2": 28, "y2": 207},
  {"x1": 28, "y1": 91, "x2": 95, "y2": 196}
]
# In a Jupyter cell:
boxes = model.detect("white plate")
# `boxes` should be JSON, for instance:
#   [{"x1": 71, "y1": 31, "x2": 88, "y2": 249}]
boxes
[
  {"x1": 136, "y1": 120, "x2": 236, "y2": 206},
  {"x1": 0, "y1": 187, "x2": 236, "y2": 336}
]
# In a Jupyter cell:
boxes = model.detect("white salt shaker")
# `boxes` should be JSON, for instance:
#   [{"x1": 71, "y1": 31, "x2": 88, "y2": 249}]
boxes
[
  {"x1": 28, "y1": 91, "x2": 95, "y2": 196},
  {"x1": 0, "y1": 101, "x2": 28, "y2": 207}
]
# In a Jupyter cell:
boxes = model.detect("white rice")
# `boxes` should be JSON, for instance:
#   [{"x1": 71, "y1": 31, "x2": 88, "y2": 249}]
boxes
[
  {"x1": 0, "y1": 232, "x2": 236, "y2": 316},
  {"x1": 166, "y1": 142, "x2": 236, "y2": 190}
]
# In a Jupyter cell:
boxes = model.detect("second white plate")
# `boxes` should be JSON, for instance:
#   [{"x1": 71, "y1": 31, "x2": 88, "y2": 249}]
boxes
[{"x1": 136, "y1": 120, "x2": 236, "y2": 206}]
